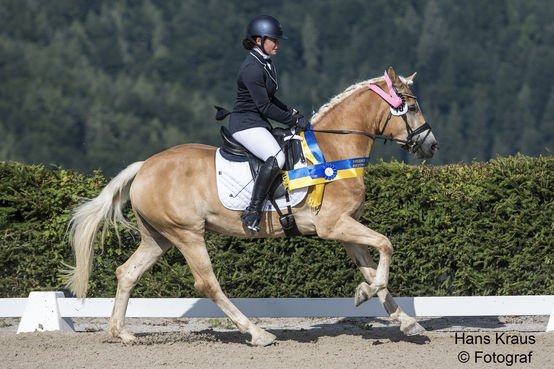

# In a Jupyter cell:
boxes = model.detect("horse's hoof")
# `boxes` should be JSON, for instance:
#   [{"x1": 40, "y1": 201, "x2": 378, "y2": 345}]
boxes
[
  {"x1": 118, "y1": 330, "x2": 137, "y2": 344},
  {"x1": 401, "y1": 320, "x2": 426, "y2": 336},
  {"x1": 109, "y1": 325, "x2": 136, "y2": 344},
  {"x1": 251, "y1": 330, "x2": 276, "y2": 346},
  {"x1": 354, "y1": 282, "x2": 378, "y2": 307}
]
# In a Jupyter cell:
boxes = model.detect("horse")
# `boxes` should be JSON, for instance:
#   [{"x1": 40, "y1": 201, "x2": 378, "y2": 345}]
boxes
[{"x1": 64, "y1": 66, "x2": 438, "y2": 346}]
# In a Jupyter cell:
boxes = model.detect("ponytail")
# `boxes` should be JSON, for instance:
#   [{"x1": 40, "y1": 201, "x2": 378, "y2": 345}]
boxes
[{"x1": 242, "y1": 37, "x2": 257, "y2": 50}]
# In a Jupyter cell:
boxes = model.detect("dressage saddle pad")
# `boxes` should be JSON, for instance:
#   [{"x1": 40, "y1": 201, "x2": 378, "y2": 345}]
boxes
[{"x1": 215, "y1": 148, "x2": 308, "y2": 211}]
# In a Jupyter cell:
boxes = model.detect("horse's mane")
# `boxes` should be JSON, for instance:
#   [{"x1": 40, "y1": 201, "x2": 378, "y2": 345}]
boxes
[{"x1": 311, "y1": 75, "x2": 413, "y2": 123}]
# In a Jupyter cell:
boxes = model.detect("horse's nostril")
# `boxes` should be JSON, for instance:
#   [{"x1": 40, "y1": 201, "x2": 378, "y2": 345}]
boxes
[{"x1": 431, "y1": 143, "x2": 439, "y2": 151}]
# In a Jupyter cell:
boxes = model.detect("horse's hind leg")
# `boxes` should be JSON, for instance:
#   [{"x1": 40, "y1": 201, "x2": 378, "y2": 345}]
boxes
[
  {"x1": 172, "y1": 229, "x2": 276, "y2": 346},
  {"x1": 342, "y1": 242, "x2": 426, "y2": 336},
  {"x1": 109, "y1": 222, "x2": 172, "y2": 343}
]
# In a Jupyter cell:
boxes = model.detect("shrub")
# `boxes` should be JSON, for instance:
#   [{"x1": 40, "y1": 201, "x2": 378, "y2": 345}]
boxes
[{"x1": 1, "y1": 154, "x2": 552, "y2": 298}]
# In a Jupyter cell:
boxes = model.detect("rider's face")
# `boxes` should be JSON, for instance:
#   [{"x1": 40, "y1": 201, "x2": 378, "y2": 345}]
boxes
[{"x1": 256, "y1": 37, "x2": 279, "y2": 56}]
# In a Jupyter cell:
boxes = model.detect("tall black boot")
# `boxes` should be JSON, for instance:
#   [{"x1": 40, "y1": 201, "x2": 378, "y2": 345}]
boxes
[{"x1": 241, "y1": 156, "x2": 281, "y2": 234}]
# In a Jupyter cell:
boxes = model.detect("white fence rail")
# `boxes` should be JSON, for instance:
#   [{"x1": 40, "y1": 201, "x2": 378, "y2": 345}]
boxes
[{"x1": 1, "y1": 292, "x2": 553, "y2": 333}]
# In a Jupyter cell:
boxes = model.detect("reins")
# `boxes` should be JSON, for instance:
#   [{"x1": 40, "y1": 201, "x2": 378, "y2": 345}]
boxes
[
  {"x1": 307, "y1": 127, "x2": 402, "y2": 144},
  {"x1": 307, "y1": 110, "x2": 432, "y2": 152}
]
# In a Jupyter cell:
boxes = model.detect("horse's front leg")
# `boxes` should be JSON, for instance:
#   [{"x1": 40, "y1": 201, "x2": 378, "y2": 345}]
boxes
[
  {"x1": 342, "y1": 242, "x2": 426, "y2": 336},
  {"x1": 318, "y1": 214, "x2": 392, "y2": 299}
]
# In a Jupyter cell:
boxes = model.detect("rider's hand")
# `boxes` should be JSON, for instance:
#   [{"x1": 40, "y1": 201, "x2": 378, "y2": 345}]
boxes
[{"x1": 295, "y1": 115, "x2": 311, "y2": 131}]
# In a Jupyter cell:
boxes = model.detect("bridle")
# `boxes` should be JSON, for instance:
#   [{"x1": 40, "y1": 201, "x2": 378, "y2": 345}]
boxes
[
  {"x1": 306, "y1": 73, "x2": 433, "y2": 154},
  {"x1": 377, "y1": 91, "x2": 433, "y2": 152}
]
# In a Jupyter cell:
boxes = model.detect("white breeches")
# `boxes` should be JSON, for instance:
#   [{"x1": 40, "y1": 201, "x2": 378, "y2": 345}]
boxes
[{"x1": 232, "y1": 127, "x2": 286, "y2": 168}]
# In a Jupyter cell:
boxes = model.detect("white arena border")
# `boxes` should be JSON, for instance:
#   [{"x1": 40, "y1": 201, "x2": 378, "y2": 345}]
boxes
[{"x1": 1, "y1": 292, "x2": 553, "y2": 333}]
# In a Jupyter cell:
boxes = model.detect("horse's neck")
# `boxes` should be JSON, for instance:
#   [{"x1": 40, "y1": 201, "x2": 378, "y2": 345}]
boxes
[{"x1": 312, "y1": 90, "x2": 381, "y2": 161}]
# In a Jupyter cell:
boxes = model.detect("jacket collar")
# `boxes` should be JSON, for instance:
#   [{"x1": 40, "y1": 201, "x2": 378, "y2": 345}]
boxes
[
  {"x1": 252, "y1": 47, "x2": 270, "y2": 60},
  {"x1": 249, "y1": 49, "x2": 271, "y2": 66}
]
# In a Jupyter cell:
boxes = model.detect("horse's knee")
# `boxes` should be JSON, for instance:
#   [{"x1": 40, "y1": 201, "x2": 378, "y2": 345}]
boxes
[{"x1": 376, "y1": 236, "x2": 393, "y2": 257}]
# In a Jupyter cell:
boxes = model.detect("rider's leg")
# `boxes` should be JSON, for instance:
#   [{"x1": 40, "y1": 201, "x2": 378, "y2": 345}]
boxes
[
  {"x1": 231, "y1": 127, "x2": 286, "y2": 168},
  {"x1": 240, "y1": 156, "x2": 281, "y2": 233},
  {"x1": 232, "y1": 128, "x2": 285, "y2": 233}
]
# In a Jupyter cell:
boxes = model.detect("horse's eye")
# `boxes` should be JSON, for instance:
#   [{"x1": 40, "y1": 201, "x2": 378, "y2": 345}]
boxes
[{"x1": 408, "y1": 104, "x2": 417, "y2": 111}]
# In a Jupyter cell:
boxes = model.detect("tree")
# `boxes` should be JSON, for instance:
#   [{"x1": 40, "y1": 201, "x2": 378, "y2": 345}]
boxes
[{"x1": 0, "y1": 0, "x2": 553, "y2": 176}]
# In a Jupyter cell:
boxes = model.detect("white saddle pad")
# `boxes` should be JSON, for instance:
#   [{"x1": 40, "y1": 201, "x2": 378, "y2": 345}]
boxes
[{"x1": 215, "y1": 148, "x2": 308, "y2": 211}]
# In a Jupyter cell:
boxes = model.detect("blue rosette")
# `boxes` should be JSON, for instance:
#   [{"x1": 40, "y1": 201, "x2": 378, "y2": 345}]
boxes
[{"x1": 323, "y1": 163, "x2": 337, "y2": 180}]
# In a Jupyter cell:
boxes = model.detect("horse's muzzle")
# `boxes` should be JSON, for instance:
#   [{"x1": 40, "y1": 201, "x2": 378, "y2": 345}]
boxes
[{"x1": 415, "y1": 131, "x2": 438, "y2": 159}]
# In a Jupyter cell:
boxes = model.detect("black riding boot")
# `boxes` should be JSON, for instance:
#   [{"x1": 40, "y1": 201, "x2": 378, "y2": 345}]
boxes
[{"x1": 240, "y1": 156, "x2": 281, "y2": 234}]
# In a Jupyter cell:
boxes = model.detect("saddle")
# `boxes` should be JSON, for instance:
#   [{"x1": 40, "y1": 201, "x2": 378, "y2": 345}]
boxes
[
  {"x1": 216, "y1": 107, "x2": 305, "y2": 237},
  {"x1": 220, "y1": 126, "x2": 304, "y2": 197}
]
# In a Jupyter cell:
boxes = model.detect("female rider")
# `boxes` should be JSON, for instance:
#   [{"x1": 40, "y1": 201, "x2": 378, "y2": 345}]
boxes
[{"x1": 229, "y1": 15, "x2": 310, "y2": 234}]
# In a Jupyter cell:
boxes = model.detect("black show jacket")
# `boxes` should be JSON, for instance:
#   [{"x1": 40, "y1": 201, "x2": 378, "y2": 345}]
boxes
[{"x1": 228, "y1": 51, "x2": 295, "y2": 134}]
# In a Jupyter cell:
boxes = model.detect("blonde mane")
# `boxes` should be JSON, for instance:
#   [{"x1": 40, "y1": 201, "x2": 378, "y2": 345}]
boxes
[{"x1": 311, "y1": 75, "x2": 412, "y2": 123}]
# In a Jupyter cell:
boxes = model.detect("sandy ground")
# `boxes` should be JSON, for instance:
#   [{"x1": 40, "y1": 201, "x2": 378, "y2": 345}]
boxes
[{"x1": 0, "y1": 316, "x2": 552, "y2": 369}]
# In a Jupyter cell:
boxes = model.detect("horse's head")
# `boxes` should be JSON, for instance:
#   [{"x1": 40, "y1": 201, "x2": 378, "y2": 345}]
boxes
[{"x1": 374, "y1": 67, "x2": 438, "y2": 159}]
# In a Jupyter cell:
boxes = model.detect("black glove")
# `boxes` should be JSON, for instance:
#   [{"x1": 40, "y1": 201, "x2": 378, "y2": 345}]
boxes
[
  {"x1": 290, "y1": 112, "x2": 310, "y2": 130},
  {"x1": 295, "y1": 115, "x2": 311, "y2": 131}
]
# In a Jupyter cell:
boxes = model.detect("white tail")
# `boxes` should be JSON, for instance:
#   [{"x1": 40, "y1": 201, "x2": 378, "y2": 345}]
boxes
[{"x1": 62, "y1": 161, "x2": 144, "y2": 298}]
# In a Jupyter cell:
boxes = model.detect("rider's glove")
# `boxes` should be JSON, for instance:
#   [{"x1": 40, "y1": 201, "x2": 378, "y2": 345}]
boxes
[{"x1": 294, "y1": 114, "x2": 311, "y2": 131}]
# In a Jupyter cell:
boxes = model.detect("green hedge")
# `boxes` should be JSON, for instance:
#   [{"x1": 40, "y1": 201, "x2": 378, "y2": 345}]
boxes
[{"x1": 1, "y1": 155, "x2": 552, "y2": 298}]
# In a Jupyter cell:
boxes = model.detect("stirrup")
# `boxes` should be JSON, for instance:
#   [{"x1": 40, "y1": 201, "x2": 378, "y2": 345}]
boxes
[
  {"x1": 247, "y1": 223, "x2": 260, "y2": 235},
  {"x1": 240, "y1": 207, "x2": 261, "y2": 234}
]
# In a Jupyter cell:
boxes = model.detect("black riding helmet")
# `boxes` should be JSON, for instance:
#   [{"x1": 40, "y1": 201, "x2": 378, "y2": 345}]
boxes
[{"x1": 246, "y1": 15, "x2": 288, "y2": 54}]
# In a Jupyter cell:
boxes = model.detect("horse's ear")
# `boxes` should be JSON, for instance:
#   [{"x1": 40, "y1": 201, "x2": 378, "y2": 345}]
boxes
[
  {"x1": 387, "y1": 66, "x2": 402, "y2": 87},
  {"x1": 406, "y1": 72, "x2": 417, "y2": 82}
]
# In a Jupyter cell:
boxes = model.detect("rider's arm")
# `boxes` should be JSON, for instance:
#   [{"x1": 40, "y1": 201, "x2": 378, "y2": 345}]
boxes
[
  {"x1": 242, "y1": 67, "x2": 295, "y2": 125},
  {"x1": 271, "y1": 95, "x2": 289, "y2": 112}
]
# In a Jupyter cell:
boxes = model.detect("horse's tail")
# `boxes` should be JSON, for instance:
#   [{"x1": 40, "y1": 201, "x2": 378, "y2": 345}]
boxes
[{"x1": 62, "y1": 161, "x2": 144, "y2": 298}]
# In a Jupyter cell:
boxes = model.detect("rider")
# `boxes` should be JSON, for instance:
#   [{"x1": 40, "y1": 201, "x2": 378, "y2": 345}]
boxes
[{"x1": 229, "y1": 15, "x2": 310, "y2": 234}]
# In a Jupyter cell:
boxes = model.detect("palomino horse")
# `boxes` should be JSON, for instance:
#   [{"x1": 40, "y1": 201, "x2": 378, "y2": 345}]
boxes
[{"x1": 65, "y1": 66, "x2": 438, "y2": 346}]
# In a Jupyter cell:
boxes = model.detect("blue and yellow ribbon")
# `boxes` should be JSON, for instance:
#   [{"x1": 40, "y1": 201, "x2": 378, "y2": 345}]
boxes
[
  {"x1": 283, "y1": 125, "x2": 369, "y2": 207},
  {"x1": 284, "y1": 157, "x2": 369, "y2": 188},
  {"x1": 298, "y1": 126, "x2": 326, "y2": 207},
  {"x1": 301, "y1": 127, "x2": 325, "y2": 164}
]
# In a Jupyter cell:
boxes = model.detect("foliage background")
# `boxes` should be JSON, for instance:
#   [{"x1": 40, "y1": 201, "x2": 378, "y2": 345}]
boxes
[
  {"x1": 1, "y1": 156, "x2": 552, "y2": 298},
  {"x1": 0, "y1": 0, "x2": 553, "y2": 176}
]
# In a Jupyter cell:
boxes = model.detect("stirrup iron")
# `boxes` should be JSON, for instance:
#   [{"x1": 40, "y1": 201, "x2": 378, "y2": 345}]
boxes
[{"x1": 240, "y1": 207, "x2": 261, "y2": 234}]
